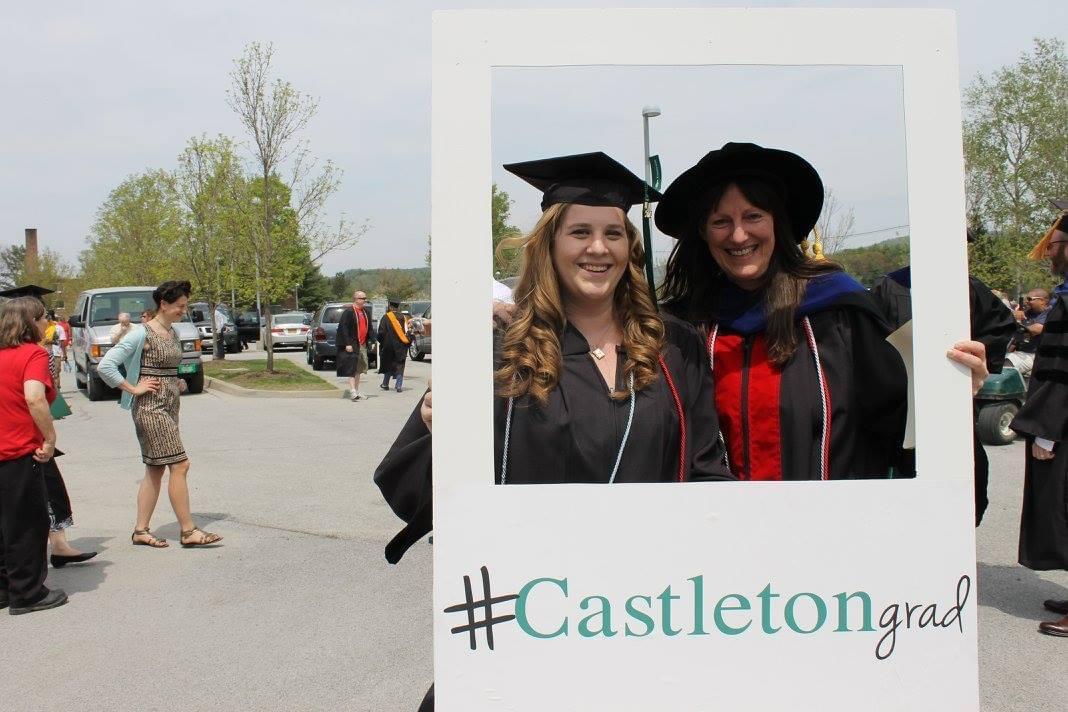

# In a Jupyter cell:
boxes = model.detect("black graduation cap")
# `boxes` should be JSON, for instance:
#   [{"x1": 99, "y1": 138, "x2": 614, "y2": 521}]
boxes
[
  {"x1": 503, "y1": 152, "x2": 661, "y2": 212},
  {"x1": 0, "y1": 283, "x2": 54, "y2": 299}
]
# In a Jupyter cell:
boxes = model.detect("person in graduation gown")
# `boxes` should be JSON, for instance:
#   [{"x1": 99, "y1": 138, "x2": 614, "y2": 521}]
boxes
[
  {"x1": 374, "y1": 151, "x2": 734, "y2": 711},
  {"x1": 655, "y1": 142, "x2": 989, "y2": 481},
  {"x1": 336, "y1": 290, "x2": 375, "y2": 400},
  {"x1": 376, "y1": 151, "x2": 733, "y2": 561},
  {"x1": 1011, "y1": 204, "x2": 1068, "y2": 637},
  {"x1": 377, "y1": 300, "x2": 410, "y2": 392},
  {"x1": 870, "y1": 253, "x2": 1016, "y2": 523}
]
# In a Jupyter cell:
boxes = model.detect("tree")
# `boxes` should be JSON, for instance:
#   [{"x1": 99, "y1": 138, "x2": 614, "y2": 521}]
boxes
[
  {"x1": 81, "y1": 170, "x2": 182, "y2": 288},
  {"x1": 492, "y1": 183, "x2": 522, "y2": 277},
  {"x1": 227, "y1": 42, "x2": 367, "y2": 370},
  {"x1": 0, "y1": 244, "x2": 26, "y2": 290},
  {"x1": 174, "y1": 135, "x2": 248, "y2": 358},
  {"x1": 329, "y1": 271, "x2": 350, "y2": 300},
  {"x1": 296, "y1": 257, "x2": 331, "y2": 311},
  {"x1": 964, "y1": 37, "x2": 1067, "y2": 294},
  {"x1": 376, "y1": 269, "x2": 419, "y2": 302},
  {"x1": 814, "y1": 187, "x2": 856, "y2": 255}
]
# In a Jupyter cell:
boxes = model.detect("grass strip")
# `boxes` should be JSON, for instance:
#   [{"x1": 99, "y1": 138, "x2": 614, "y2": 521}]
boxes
[{"x1": 203, "y1": 359, "x2": 336, "y2": 391}]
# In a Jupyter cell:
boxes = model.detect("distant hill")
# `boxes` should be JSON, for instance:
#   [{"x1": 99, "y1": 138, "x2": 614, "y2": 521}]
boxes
[
  {"x1": 337, "y1": 267, "x2": 430, "y2": 299},
  {"x1": 832, "y1": 235, "x2": 910, "y2": 287}
]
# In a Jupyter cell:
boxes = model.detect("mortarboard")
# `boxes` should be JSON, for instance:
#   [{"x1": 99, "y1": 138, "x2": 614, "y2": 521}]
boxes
[
  {"x1": 0, "y1": 284, "x2": 55, "y2": 299},
  {"x1": 503, "y1": 152, "x2": 661, "y2": 212}
]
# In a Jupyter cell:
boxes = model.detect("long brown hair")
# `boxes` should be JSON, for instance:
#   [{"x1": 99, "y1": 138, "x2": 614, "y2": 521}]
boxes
[
  {"x1": 659, "y1": 176, "x2": 841, "y2": 364},
  {"x1": 495, "y1": 203, "x2": 665, "y2": 405},
  {"x1": 0, "y1": 296, "x2": 46, "y2": 349}
]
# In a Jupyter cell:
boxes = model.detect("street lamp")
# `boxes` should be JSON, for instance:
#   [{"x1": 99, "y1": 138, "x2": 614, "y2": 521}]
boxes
[
  {"x1": 641, "y1": 105, "x2": 661, "y2": 303},
  {"x1": 294, "y1": 283, "x2": 300, "y2": 310}
]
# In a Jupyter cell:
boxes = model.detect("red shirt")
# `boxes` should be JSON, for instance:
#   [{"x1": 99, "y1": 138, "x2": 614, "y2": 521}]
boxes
[
  {"x1": 0, "y1": 343, "x2": 56, "y2": 461},
  {"x1": 356, "y1": 307, "x2": 368, "y2": 345}
]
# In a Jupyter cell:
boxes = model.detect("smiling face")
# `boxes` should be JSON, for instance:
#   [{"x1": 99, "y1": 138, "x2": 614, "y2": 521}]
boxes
[
  {"x1": 158, "y1": 294, "x2": 189, "y2": 322},
  {"x1": 550, "y1": 204, "x2": 631, "y2": 310},
  {"x1": 703, "y1": 183, "x2": 778, "y2": 290}
]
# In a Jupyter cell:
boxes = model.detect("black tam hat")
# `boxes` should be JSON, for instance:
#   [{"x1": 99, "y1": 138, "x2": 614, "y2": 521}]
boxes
[
  {"x1": 503, "y1": 152, "x2": 660, "y2": 212},
  {"x1": 654, "y1": 142, "x2": 824, "y2": 243}
]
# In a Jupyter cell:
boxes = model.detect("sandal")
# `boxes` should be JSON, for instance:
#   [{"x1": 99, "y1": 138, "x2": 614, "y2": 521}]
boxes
[
  {"x1": 132, "y1": 529, "x2": 169, "y2": 548},
  {"x1": 180, "y1": 527, "x2": 223, "y2": 548}
]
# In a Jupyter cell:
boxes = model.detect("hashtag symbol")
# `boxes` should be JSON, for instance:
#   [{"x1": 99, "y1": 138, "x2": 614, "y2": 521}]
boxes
[{"x1": 443, "y1": 566, "x2": 519, "y2": 651}]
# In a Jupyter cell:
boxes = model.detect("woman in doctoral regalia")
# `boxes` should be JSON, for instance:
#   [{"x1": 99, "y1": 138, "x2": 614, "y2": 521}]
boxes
[
  {"x1": 374, "y1": 151, "x2": 734, "y2": 711},
  {"x1": 1012, "y1": 203, "x2": 1068, "y2": 637},
  {"x1": 655, "y1": 142, "x2": 989, "y2": 481}
]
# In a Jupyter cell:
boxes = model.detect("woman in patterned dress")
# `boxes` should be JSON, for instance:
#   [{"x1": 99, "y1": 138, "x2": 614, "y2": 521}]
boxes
[{"x1": 98, "y1": 281, "x2": 222, "y2": 549}]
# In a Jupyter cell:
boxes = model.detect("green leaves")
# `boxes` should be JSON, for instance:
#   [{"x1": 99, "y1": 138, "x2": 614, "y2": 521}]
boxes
[{"x1": 964, "y1": 37, "x2": 1067, "y2": 293}]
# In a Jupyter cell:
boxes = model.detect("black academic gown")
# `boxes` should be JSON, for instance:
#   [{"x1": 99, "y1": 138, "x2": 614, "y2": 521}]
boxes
[
  {"x1": 373, "y1": 315, "x2": 733, "y2": 564},
  {"x1": 1012, "y1": 291, "x2": 1068, "y2": 570},
  {"x1": 335, "y1": 305, "x2": 374, "y2": 377},
  {"x1": 669, "y1": 272, "x2": 908, "y2": 481},
  {"x1": 377, "y1": 313, "x2": 410, "y2": 375},
  {"x1": 870, "y1": 267, "x2": 1016, "y2": 524}
]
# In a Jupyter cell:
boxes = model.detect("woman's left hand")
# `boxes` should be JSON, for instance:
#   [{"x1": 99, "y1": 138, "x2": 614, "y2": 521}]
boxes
[
  {"x1": 946, "y1": 340, "x2": 988, "y2": 396},
  {"x1": 178, "y1": 379, "x2": 188, "y2": 394}
]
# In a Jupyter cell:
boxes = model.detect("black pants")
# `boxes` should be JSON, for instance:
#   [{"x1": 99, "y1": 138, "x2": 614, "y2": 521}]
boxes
[{"x1": 0, "y1": 455, "x2": 50, "y2": 606}]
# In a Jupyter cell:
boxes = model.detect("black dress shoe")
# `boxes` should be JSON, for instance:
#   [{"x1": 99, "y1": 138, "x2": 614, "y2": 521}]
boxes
[
  {"x1": 9, "y1": 589, "x2": 68, "y2": 616},
  {"x1": 1038, "y1": 615, "x2": 1068, "y2": 637},
  {"x1": 1043, "y1": 599, "x2": 1068, "y2": 615},
  {"x1": 50, "y1": 552, "x2": 98, "y2": 568}
]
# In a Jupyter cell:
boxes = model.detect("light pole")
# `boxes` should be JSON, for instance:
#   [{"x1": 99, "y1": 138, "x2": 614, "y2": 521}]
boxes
[
  {"x1": 294, "y1": 283, "x2": 300, "y2": 310},
  {"x1": 641, "y1": 105, "x2": 661, "y2": 304}
]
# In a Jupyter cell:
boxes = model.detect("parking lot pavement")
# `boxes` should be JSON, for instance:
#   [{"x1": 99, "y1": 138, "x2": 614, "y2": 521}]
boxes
[
  {"x1": 3, "y1": 361, "x2": 1064, "y2": 710},
  {"x1": 1, "y1": 358, "x2": 434, "y2": 712}
]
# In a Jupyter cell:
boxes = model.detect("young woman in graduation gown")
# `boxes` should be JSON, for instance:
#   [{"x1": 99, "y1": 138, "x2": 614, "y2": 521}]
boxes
[
  {"x1": 1011, "y1": 209, "x2": 1068, "y2": 637},
  {"x1": 655, "y1": 142, "x2": 989, "y2": 481},
  {"x1": 374, "y1": 152, "x2": 733, "y2": 565}
]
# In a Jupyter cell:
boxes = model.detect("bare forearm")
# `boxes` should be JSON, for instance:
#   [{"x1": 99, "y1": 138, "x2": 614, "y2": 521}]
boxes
[{"x1": 27, "y1": 397, "x2": 56, "y2": 445}]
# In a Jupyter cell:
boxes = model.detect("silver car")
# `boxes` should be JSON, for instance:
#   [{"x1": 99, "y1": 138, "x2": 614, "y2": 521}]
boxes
[
  {"x1": 68, "y1": 286, "x2": 203, "y2": 400},
  {"x1": 263, "y1": 312, "x2": 310, "y2": 350}
]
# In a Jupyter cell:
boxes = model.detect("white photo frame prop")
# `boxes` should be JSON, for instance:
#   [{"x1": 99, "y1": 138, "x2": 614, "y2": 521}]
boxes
[{"x1": 431, "y1": 9, "x2": 976, "y2": 711}]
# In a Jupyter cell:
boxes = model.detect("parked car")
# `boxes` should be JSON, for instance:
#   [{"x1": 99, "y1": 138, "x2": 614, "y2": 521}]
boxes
[
  {"x1": 235, "y1": 309, "x2": 261, "y2": 342},
  {"x1": 408, "y1": 304, "x2": 432, "y2": 361},
  {"x1": 263, "y1": 312, "x2": 310, "y2": 350},
  {"x1": 306, "y1": 302, "x2": 378, "y2": 371},
  {"x1": 68, "y1": 286, "x2": 203, "y2": 400},
  {"x1": 188, "y1": 302, "x2": 241, "y2": 354}
]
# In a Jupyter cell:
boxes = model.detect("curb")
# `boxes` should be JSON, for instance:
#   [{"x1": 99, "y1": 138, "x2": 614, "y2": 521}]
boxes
[{"x1": 204, "y1": 376, "x2": 344, "y2": 399}]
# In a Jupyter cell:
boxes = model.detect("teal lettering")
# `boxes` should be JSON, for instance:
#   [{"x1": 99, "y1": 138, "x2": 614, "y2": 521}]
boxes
[
  {"x1": 688, "y1": 576, "x2": 708, "y2": 635},
  {"x1": 833, "y1": 591, "x2": 875, "y2": 632},
  {"x1": 757, "y1": 583, "x2": 781, "y2": 634},
  {"x1": 658, "y1": 586, "x2": 682, "y2": 636},
  {"x1": 785, "y1": 592, "x2": 827, "y2": 634},
  {"x1": 578, "y1": 596, "x2": 616, "y2": 638},
  {"x1": 515, "y1": 577, "x2": 568, "y2": 639},
  {"x1": 713, "y1": 594, "x2": 752, "y2": 635},
  {"x1": 624, "y1": 595, "x2": 654, "y2": 637}
]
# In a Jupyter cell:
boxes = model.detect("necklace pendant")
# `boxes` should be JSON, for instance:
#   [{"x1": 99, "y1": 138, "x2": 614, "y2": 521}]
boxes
[{"x1": 590, "y1": 347, "x2": 606, "y2": 360}]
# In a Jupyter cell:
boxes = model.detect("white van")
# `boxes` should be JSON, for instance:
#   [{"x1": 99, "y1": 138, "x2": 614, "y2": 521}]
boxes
[{"x1": 68, "y1": 287, "x2": 203, "y2": 400}]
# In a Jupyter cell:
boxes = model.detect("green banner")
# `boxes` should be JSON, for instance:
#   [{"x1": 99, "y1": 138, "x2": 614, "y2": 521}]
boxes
[{"x1": 649, "y1": 155, "x2": 662, "y2": 192}]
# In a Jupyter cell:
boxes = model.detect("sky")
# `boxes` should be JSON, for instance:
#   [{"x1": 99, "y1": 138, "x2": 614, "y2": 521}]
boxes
[{"x1": 1, "y1": 0, "x2": 1064, "y2": 276}]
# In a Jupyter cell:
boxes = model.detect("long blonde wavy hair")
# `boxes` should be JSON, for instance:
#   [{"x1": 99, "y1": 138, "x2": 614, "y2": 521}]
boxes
[{"x1": 495, "y1": 203, "x2": 665, "y2": 405}]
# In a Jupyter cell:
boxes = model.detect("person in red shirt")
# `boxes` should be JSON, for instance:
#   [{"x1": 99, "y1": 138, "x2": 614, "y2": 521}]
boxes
[{"x1": 0, "y1": 296, "x2": 68, "y2": 614}]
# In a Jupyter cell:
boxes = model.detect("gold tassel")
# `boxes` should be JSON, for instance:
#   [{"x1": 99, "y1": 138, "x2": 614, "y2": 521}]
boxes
[
  {"x1": 810, "y1": 227, "x2": 825, "y2": 260},
  {"x1": 799, "y1": 238, "x2": 811, "y2": 257}
]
